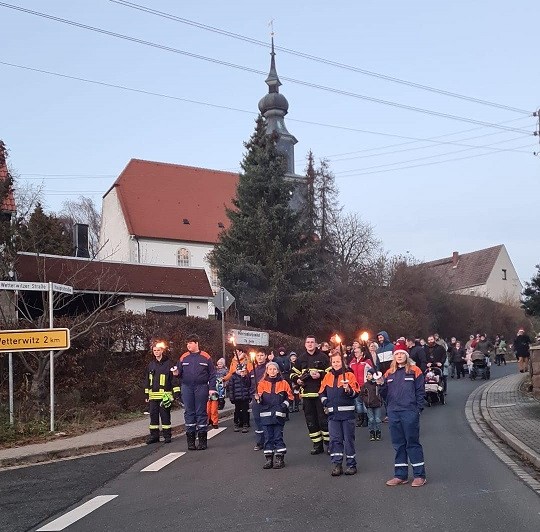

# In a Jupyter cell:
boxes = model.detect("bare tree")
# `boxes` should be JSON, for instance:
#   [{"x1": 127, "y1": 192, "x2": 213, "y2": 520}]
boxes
[{"x1": 60, "y1": 196, "x2": 101, "y2": 257}]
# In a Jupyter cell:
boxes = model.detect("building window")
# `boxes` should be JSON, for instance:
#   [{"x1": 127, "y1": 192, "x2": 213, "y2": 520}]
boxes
[
  {"x1": 209, "y1": 267, "x2": 220, "y2": 291},
  {"x1": 502, "y1": 268, "x2": 507, "y2": 280},
  {"x1": 177, "y1": 248, "x2": 190, "y2": 267}
]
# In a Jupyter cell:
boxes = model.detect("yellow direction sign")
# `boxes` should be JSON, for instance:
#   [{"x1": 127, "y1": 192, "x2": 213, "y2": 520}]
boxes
[{"x1": 0, "y1": 328, "x2": 70, "y2": 353}]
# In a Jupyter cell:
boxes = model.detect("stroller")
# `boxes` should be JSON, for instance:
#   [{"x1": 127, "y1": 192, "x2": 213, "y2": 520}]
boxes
[
  {"x1": 469, "y1": 351, "x2": 491, "y2": 380},
  {"x1": 424, "y1": 367, "x2": 445, "y2": 406}
]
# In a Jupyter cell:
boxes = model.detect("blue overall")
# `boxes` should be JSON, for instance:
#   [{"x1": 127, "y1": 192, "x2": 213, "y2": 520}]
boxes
[
  {"x1": 250, "y1": 364, "x2": 267, "y2": 447},
  {"x1": 328, "y1": 418, "x2": 356, "y2": 467},
  {"x1": 389, "y1": 410, "x2": 425, "y2": 479},
  {"x1": 182, "y1": 384, "x2": 210, "y2": 434}
]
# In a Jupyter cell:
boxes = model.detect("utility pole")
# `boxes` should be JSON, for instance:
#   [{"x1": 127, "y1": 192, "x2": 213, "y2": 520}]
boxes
[{"x1": 534, "y1": 108, "x2": 540, "y2": 156}]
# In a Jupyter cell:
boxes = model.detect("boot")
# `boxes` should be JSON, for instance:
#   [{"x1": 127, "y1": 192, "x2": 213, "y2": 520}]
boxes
[
  {"x1": 263, "y1": 454, "x2": 274, "y2": 469},
  {"x1": 344, "y1": 465, "x2": 357, "y2": 475},
  {"x1": 186, "y1": 432, "x2": 197, "y2": 451},
  {"x1": 369, "y1": 430, "x2": 376, "y2": 441},
  {"x1": 233, "y1": 424, "x2": 240, "y2": 432},
  {"x1": 273, "y1": 453, "x2": 285, "y2": 469},
  {"x1": 197, "y1": 431, "x2": 208, "y2": 450},
  {"x1": 356, "y1": 414, "x2": 362, "y2": 427},
  {"x1": 331, "y1": 463, "x2": 343, "y2": 476},
  {"x1": 361, "y1": 414, "x2": 368, "y2": 427},
  {"x1": 310, "y1": 442, "x2": 324, "y2": 455},
  {"x1": 375, "y1": 430, "x2": 381, "y2": 441},
  {"x1": 163, "y1": 428, "x2": 172, "y2": 444},
  {"x1": 146, "y1": 429, "x2": 160, "y2": 445}
]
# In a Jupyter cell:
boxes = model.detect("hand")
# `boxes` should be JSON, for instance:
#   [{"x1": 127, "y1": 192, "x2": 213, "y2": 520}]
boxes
[
  {"x1": 171, "y1": 366, "x2": 179, "y2": 376},
  {"x1": 297, "y1": 379, "x2": 303, "y2": 385},
  {"x1": 254, "y1": 393, "x2": 260, "y2": 403},
  {"x1": 145, "y1": 398, "x2": 149, "y2": 403},
  {"x1": 342, "y1": 381, "x2": 350, "y2": 392},
  {"x1": 436, "y1": 362, "x2": 442, "y2": 367},
  {"x1": 323, "y1": 406, "x2": 329, "y2": 415}
]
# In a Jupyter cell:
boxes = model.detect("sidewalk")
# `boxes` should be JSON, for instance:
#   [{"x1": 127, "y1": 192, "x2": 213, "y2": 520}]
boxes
[
  {"x1": 477, "y1": 373, "x2": 540, "y2": 470},
  {"x1": 0, "y1": 404, "x2": 234, "y2": 469}
]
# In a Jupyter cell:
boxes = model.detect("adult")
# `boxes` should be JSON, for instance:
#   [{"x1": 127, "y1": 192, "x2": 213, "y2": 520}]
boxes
[
  {"x1": 144, "y1": 341, "x2": 180, "y2": 444},
  {"x1": 447, "y1": 337, "x2": 457, "y2": 378},
  {"x1": 424, "y1": 335, "x2": 447, "y2": 368},
  {"x1": 292, "y1": 335, "x2": 330, "y2": 454},
  {"x1": 349, "y1": 344, "x2": 373, "y2": 427},
  {"x1": 406, "y1": 336, "x2": 427, "y2": 373},
  {"x1": 174, "y1": 334, "x2": 217, "y2": 451},
  {"x1": 495, "y1": 336, "x2": 507, "y2": 366},
  {"x1": 450, "y1": 341, "x2": 466, "y2": 379},
  {"x1": 475, "y1": 334, "x2": 493, "y2": 365},
  {"x1": 514, "y1": 328, "x2": 532, "y2": 373},
  {"x1": 378, "y1": 345, "x2": 426, "y2": 487},
  {"x1": 376, "y1": 331, "x2": 394, "y2": 374},
  {"x1": 367, "y1": 341, "x2": 380, "y2": 368}
]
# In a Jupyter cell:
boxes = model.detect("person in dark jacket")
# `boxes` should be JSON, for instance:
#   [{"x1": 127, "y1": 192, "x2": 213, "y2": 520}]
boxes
[
  {"x1": 360, "y1": 367, "x2": 384, "y2": 441},
  {"x1": 376, "y1": 331, "x2": 394, "y2": 374},
  {"x1": 255, "y1": 361, "x2": 293, "y2": 469},
  {"x1": 377, "y1": 346, "x2": 426, "y2": 487},
  {"x1": 319, "y1": 349, "x2": 360, "y2": 476},
  {"x1": 475, "y1": 334, "x2": 493, "y2": 362},
  {"x1": 250, "y1": 349, "x2": 268, "y2": 450},
  {"x1": 229, "y1": 356, "x2": 252, "y2": 433},
  {"x1": 514, "y1": 328, "x2": 532, "y2": 373},
  {"x1": 275, "y1": 347, "x2": 291, "y2": 375},
  {"x1": 292, "y1": 335, "x2": 330, "y2": 455},
  {"x1": 406, "y1": 336, "x2": 427, "y2": 373},
  {"x1": 450, "y1": 341, "x2": 466, "y2": 379},
  {"x1": 174, "y1": 334, "x2": 217, "y2": 451},
  {"x1": 145, "y1": 341, "x2": 180, "y2": 444},
  {"x1": 424, "y1": 335, "x2": 447, "y2": 368}
]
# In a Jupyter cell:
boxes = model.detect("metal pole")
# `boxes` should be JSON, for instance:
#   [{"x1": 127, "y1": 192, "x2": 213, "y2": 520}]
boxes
[
  {"x1": 48, "y1": 282, "x2": 54, "y2": 432},
  {"x1": 220, "y1": 288, "x2": 226, "y2": 361},
  {"x1": 8, "y1": 352, "x2": 14, "y2": 425}
]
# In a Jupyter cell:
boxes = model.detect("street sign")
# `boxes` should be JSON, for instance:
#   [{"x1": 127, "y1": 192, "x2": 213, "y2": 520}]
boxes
[
  {"x1": 229, "y1": 328, "x2": 269, "y2": 346},
  {"x1": 52, "y1": 283, "x2": 74, "y2": 295},
  {"x1": 212, "y1": 287, "x2": 235, "y2": 311},
  {"x1": 0, "y1": 280, "x2": 48, "y2": 291},
  {"x1": 243, "y1": 316, "x2": 251, "y2": 322},
  {"x1": 0, "y1": 328, "x2": 70, "y2": 353}
]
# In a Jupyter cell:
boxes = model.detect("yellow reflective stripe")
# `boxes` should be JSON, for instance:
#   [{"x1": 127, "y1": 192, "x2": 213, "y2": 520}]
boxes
[
  {"x1": 173, "y1": 386, "x2": 181, "y2": 393},
  {"x1": 160, "y1": 374, "x2": 166, "y2": 386},
  {"x1": 149, "y1": 374, "x2": 153, "y2": 386},
  {"x1": 149, "y1": 425, "x2": 159, "y2": 429},
  {"x1": 309, "y1": 431, "x2": 321, "y2": 437},
  {"x1": 311, "y1": 436, "x2": 323, "y2": 442},
  {"x1": 161, "y1": 425, "x2": 172, "y2": 429},
  {"x1": 149, "y1": 392, "x2": 165, "y2": 399},
  {"x1": 144, "y1": 388, "x2": 149, "y2": 395},
  {"x1": 301, "y1": 393, "x2": 320, "y2": 398}
]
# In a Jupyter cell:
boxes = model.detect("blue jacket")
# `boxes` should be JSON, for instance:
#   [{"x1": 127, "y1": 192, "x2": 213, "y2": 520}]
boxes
[
  {"x1": 376, "y1": 331, "x2": 394, "y2": 373},
  {"x1": 319, "y1": 369, "x2": 359, "y2": 421},
  {"x1": 379, "y1": 365, "x2": 424, "y2": 413},
  {"x1": 249, "y1": 364, "x2": 267, "y2": 397},
  {"x1": 257, "y1": 375, "x2": 293, "y2": 426},
  {"x1": 228, "y1": 372, "x2": 251, "y2": 402},
  {"x1": 178, "y1": 351, "x2": 217, "y2": 390}
]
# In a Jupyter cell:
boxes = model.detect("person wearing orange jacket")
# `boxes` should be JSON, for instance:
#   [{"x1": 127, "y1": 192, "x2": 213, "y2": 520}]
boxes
[
  {"x1": 255, "y1": 361, "x2": 293, "y2": 470},
  {"x1": 319, "y1": 349, "x2": 360, "y2": 476}
]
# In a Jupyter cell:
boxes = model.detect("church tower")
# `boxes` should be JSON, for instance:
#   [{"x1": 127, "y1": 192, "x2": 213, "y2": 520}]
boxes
[{"x1": 258, "y1": 38, "x2": 306, "y2": 211}]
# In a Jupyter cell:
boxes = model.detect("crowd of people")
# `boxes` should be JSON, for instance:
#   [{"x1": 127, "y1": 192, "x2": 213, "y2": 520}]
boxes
[{"x1": 143, "y1": 327, "x2": 533, "y2": 486}]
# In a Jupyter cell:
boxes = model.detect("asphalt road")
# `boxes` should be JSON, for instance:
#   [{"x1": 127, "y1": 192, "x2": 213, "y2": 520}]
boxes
[{"x1": 3, "y1": 364, "x2": 540, "y2": 532}]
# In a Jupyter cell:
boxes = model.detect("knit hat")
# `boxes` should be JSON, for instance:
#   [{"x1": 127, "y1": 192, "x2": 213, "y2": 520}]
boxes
[
  {"x1": 278, "y1": 346, "x2": 286, "y2": 353},
  {"x1": 217, "y1": 358, "x2": 226, "y2": 366},
  {"x1": 393, "y1": 342, "x2": 408, "y2": 356},
  {"x1": 266, "y1": 361, "x2": 280, "y2": 371}
]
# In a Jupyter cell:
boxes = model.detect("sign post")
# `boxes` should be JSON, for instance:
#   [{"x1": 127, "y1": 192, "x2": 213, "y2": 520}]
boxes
[
  {"x1": 212, "y1": 287, "x2": 235, "y2": 360},
  {"x1": 8, "y1": 352, "x2": 13, "y2": 425}
]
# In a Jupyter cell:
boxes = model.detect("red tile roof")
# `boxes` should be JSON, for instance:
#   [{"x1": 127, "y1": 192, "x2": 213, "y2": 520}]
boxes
[
  {"x1": 106, "y1": 159, "x2": 238, "y2": 244},
  {"x1": 0, "y1": 142, "x2": 16, "y2": 213},
  {"x1": 16, "y1": 253, "x2": 213, "y2": 298},
  {"x1": 421, "y1": 245, "x2": 503, "y2": 291}
]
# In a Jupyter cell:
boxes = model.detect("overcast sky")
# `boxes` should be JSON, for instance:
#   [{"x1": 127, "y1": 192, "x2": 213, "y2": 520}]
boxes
[{"x1": 1, "y1": 1, "x2": 538, "y2": 282}]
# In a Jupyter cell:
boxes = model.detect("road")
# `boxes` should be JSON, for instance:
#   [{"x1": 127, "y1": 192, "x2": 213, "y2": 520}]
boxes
[{"x1": 2, "y1": 364, "x2": 540, "y2": 532}]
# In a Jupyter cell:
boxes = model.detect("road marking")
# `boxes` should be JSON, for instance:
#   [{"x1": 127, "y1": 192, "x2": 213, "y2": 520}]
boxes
[
  {"x1": 207, "y1": 427, "x2": 226, "y2": 439},
  {"x1": 141, "y1": 452, "x2": 185, "y2": 472},
  {"x1": 36, "y1": 495, "x2": 117, "y2": 531}
]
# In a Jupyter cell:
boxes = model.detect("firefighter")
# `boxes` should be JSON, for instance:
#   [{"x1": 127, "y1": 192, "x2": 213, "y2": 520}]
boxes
[
  {"x1": 319, "y1": 349, "x2": 360, "y2": 476},
  {"x1": 145, "y1": 340, "x2": 180, "y2": 444},
  {"x1": 174, "y1": 334, "x2": 217, "y2": 451},
  {"x1": 292, "y1": 335, "x2": 330, "y2": 454}
]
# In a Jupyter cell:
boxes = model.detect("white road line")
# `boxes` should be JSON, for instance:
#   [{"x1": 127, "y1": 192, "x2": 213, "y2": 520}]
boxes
[
  {"x1": 141, "y1": 452, "x2": 185, "y2": 472},
  {"x1": 207, "y1": 427, "x2": 226, "y2": 439},
  {"x1": 36, "y1": 495, "x2": 117, "y2": 531}
]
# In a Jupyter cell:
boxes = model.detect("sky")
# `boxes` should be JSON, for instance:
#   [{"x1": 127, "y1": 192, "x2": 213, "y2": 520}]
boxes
[{"x1": 1, "y1": 0, "x2": 539, "y2": 283}]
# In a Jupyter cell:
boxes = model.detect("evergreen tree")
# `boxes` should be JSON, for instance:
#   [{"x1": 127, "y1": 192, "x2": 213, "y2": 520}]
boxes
[
  {"x1": 314, "y1": 157, "x2": 340, "y2": 249},
  {"x1": 522, "y1": 264, "x2": 540, "y2": 317},
  {"x1": 211, "y1": 116, "x2": 308, "y2": 331}
]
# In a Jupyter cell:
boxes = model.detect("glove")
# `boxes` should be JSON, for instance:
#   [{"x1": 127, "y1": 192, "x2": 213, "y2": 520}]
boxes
[
  {"x1": 278, "y1": 391, "x2": 288, "y2": 401},
  {"x1": 160, "y1": 395, "x2": 172, "y2": 408}
]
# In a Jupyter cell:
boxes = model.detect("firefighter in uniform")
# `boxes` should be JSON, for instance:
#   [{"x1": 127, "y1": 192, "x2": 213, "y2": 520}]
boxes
[
  {"x1": 174, "y1": 334, "x2": 217, "y2": 451},
  {"x1": 145, "y1": 341, "x2": 180, "y2": 444},
  {"x1": 292, "y1": 335, "x2": 330, "y2": 454}
]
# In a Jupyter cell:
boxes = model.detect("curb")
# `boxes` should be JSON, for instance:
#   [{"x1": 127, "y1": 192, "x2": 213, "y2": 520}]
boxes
[{"x1": 0, "y1": 409, "x2": 235, "y2": 469}]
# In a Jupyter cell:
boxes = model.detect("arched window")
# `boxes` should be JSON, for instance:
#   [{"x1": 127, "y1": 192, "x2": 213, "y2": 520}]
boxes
[{"x1": 177, "y1": 247, "x2": 190, "y2": 267}]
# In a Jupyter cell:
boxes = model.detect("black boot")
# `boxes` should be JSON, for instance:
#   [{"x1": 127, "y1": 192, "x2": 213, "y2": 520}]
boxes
[
  {"x1": 273, "y1": 454, "x2": 285, "y2": 469},
  {"x1": 310, "y1": 442, "x2": 324, "y2": 455},
  {"x1": 375, "y1": 430, "x2": 381, "y2": 441},
  {"x1": 197, "y1": 431, "x2": 208, "y2": 450},
  {"x1": 263, "y1": 454, "x2": 274, "y2": 469},
  {"x1": 331, "y1": 463, "x2": 343, "y2": 476},
  {"x1": 186, "y1": 432, "x2": 197, "y2": 450},
  {"x1": 163, "y1": 428, "x2": 172, "y2": 443},
  {"x1": 361, "y1": 414, "x2": 368, "y2": 427},
  {"x1": 369, "y1": 430, "x2": 376, "y2": 441},
  {"x1": 146, "y1": 429, "x2": 159, "y2": 444},
  {"x1": 344, "y1": 465, "x2": 357, "y2": 475},
  {"x1": 356, "y1": 415, "x2": 362, "y2": 427}
]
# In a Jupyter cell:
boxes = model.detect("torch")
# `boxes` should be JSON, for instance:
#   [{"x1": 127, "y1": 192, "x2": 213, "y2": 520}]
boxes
[
  {"x1": 249, "y1": 350, "x2": 260, "y2": 402},
  {"x1": 334, "y1": 334, "x2": 348, "y2": 385},
  {"x1": 359, "y1": 331, "x2": 370, "y2": 355},
  {"x1": 228, "y1": 333, "x2": 240, "y2": 365}
]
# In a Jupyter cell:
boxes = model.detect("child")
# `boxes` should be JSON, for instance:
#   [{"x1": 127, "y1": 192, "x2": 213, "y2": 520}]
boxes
[
  {"x1": 206, "y1": 358, "x2": 227, "y2": 429},
  {"x1": 215, "y1": 358, "x2": 228, "y2": 410},
  {"x1": 255, "y1": 361, "x2": 293, "y2": 469},
  {"x1": 360, "y1": 368, "x2": 383, "y2": 441},
  {"x1": 319, "y1": 349, "x2": 360, "y2": 476},
  {"x1": 228, "y1": 353, "x2": 252, "y2": 433},
  {"x1": 250, "y1": 349, "x2": 268, "y2": 451},
  {"x1": 287, "y1": 352, "x2": 301, "y2": 412}
]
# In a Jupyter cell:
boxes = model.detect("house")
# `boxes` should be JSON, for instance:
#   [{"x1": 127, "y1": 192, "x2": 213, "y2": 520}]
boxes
[
  {"x1": 0, "y1": 140, "x2": 16, "y2": 223},
  {"x1": 421, "y1": 245, "x2": 522, "y2": 305},
  {"x1": 98, "y1": 41, "x2": 306, "y2": 316},
  {"x1": 15, "y1": 252, "x2": 213, "y2": 317}
]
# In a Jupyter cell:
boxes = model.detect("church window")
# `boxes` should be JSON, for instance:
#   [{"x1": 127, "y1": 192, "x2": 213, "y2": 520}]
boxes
[
  {"x1": 209, "y1": 267, "x2": 220, "y2": 291},
  {"x1": 177, "y1": 248, "x2": 190, "y2": 267},
  {"x1": 502, "y1": 269, "x2": 507, "y2": 280}
]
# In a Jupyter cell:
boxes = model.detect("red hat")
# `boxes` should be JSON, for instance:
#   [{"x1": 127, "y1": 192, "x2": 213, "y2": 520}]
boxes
[{"x1": 393, "y1": 342, "x2": 408, "y2": 356}]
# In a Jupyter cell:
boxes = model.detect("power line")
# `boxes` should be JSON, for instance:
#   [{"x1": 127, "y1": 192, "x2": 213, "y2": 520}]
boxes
[
  {"x1": 0, "y1": 2, "x2": 532, "y2": 134},
  {"x1": 4, "y1": 60, "x2": 533, "y2": 156},
  {"x1": 110, "y1": 0, "x2": 530, "y2": 115}
]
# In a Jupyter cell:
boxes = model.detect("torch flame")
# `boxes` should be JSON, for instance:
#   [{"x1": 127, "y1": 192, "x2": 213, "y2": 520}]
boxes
[
  {"x1": 360, "y1": 331, "x2": 369, "y2": 343},
  {"x1": 228, "y1": 334, "x2": 236, "y2": 347},
  {"x1": 249, "y1": 351, "x2": 256, "y2": 363},
  {"x1": 334, "y1": 334, "x2": 342, "y2": 345}
]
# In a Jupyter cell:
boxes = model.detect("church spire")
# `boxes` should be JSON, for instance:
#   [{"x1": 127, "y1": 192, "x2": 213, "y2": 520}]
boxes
[{"x1": 265, "y1": 37, "x2": 282, "y2": 93}]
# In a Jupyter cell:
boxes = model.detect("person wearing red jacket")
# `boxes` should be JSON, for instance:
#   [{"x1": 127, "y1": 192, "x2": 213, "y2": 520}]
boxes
[
  {"x1": 319, "y1": 350, "x2": 360, "y2": 476},
  {"x1": 255, "y1": 361, "x2": 293, "y2": 469},
  {"x1": 349, "y1": 344, "x2": 373, "y2": 427}
]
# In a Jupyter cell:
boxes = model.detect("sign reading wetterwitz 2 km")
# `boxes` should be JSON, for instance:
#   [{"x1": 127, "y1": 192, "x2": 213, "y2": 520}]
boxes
[{"x1": 0, "y1": 328, "x2": 70, "y2": 352}]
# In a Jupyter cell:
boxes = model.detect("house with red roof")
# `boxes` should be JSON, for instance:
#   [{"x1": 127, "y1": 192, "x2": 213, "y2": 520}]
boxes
[
  {"x1": 421, "y1": 245, "x2": 522, "y2": 305},
  {"x1": 0, "y1": 140, "x2": 16, "y2": 220}
]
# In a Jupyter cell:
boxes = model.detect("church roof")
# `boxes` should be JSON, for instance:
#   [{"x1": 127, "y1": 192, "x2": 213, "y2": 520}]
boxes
[
  {"x1": 0, "y1": 142, "x2": 16, "y2": 213},
  {"x1": 421, "y1": 245, "x2": 504, "y2": 291},
  {"x1": 105, "y1": 159, "x2": 238, "y2": 244}
]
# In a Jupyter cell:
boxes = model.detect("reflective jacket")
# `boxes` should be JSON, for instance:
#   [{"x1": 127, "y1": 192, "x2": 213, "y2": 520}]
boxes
[
  {"x1": 249, "y1": 363, "x2": 267, "y2": 398},
  {"x1": 379, "y1": 365, "x2": 424, "y2": 413},
  {"x1": 178, "y1": 351, "x2": 217, "y2": 389},
  {"x1": 319, "y1": 369, "x2": 359, "y2": 420},
  {"x1": 291, "y1": 349, "x2": 330, "y2": 398},
  {"x1": 145, "y1": 356, "x2": 180, "y2": 401},
  {"x1": 257, "y1": 375, "x2": 293, "y2": 425}
]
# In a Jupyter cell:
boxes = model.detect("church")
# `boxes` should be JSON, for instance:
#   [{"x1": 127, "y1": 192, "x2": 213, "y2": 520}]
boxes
[{"x1": 98, "y1": 41, "x2": 305, "y2": 315}]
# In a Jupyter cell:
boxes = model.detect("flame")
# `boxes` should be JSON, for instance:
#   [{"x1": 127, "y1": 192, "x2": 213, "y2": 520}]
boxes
[
  {"x1": 334, "y1": 334, "x2": 342, "y2": 345},
  {"x1": 249, "y1": 351, "x2": 256, "y2": 362},
  {"x1": 360, "y1": 331, "x2": 369, "y2": 343},
  {"x1": 154, "y1": 341, "x2": 167, "y2": 349},
  {"x1": 228, "y1": 334, "x2": 236, "y2": 347}
]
